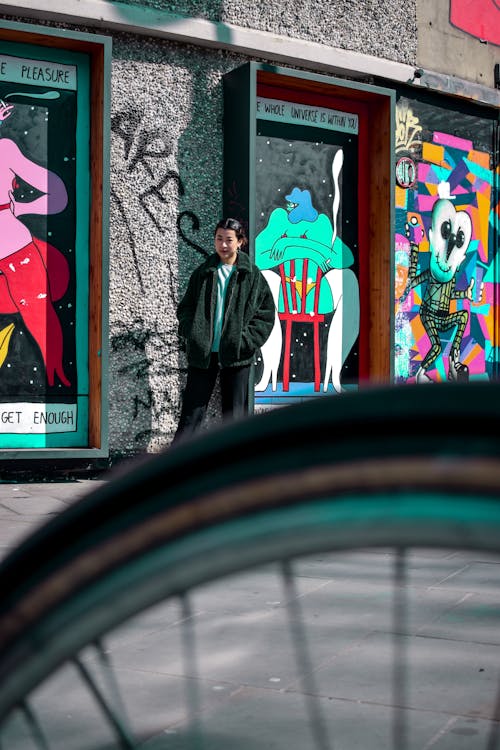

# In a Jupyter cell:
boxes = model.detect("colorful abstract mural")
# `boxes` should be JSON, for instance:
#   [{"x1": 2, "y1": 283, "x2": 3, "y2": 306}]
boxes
[{"x1": 395, "y1": 98, "x2": 499, "y2": 384}]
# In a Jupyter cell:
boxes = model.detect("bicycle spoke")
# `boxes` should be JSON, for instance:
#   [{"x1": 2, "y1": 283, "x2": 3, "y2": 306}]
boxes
[
  {"x1": 485, "y1": 671, "x2": 500, "y2": 750},
  {"x1": 93, "y1": 640, "x2": 133, "y2": 734},
  {"x1": 282, "y1": 559, "x2": 332, "y2": 750},
  {"x1": 20, "y1": 700, "x2": 51, "y2": 750},
  {"x1": 72, "y1": 656, "x2": 138, "y2": 750},
  {"x1": 392, "y1": 548, "x2": 408, "y2": 750},
  {"x1": 180, "y1": 593, "x2": 204, "y2": 750}
]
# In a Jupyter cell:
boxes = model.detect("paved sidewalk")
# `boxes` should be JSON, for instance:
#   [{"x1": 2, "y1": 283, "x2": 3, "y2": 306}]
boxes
[
  {"x1": 0, "y1": 478, "x2": 107, "y2": 561},
  {"x1": 1, "y1": 478, "x2": 500, "y2": 748}
]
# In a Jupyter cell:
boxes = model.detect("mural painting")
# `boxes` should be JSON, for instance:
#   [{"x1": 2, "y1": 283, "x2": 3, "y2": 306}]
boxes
[
  {"x1": 0, "y1": 44, "x2": 89, "y2": 447},
  {"x1": 254, "y1": 98, "x2": 360, "y2": 405},
  {"x1": 450, "y1": 0, "x2": 500, "y2": 46},
  {"x1": 395, "y1": 97, "x2": 499, "y2": 384}
]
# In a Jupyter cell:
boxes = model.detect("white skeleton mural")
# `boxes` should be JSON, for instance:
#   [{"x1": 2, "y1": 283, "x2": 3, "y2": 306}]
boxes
[
  {"x1": 255, "y1": 150, "x2": 359, "y2": 395},
  {"x1": 400, "y1": 181, "x2": 482, "y2": 384}
]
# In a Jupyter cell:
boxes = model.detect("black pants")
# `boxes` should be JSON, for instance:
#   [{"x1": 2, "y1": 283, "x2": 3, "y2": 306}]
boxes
[{"x1": 174, "y1": 353, "x2": 250, "y2": 442}]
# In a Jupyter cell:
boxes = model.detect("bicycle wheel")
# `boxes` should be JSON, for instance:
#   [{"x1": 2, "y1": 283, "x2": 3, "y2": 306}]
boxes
[{"x1": 1, "y1": 382, "x2": 500, "y2": 749}]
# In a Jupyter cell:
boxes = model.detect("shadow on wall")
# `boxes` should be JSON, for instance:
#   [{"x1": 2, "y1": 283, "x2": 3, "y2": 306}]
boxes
[
  {"x1": 110, "y1": 318, "x2": 182, "y2": 448},
  {"x1": 101, "y1": 0, "x2": 236, "y2": 44},
  {"x1": 174, "y1": 39, "x2": 240, "y2": 434},
  {"x1": 107, "y1": 2, "x2": 238, "y2": 454},
  {"x1": 108, "y1": 93, "x2": 186, "y2": 454}
]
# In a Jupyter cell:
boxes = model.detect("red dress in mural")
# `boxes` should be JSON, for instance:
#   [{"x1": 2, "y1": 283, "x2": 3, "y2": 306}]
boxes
[{"x1": 450, "y1": 0, "x2": 500, "y2": 46}]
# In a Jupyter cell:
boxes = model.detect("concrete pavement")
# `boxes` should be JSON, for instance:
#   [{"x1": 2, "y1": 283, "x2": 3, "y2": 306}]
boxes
[
  {"x1": 0, "y1": 478, "x2": 108, "y2": 561},
  {"x1": 1, "y1": 479, "x2": 500, "y2": 748}
]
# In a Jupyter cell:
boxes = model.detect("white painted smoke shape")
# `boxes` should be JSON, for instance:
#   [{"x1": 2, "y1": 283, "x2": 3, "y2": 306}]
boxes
[{"x1": 255, "y1": 269, "x2": 282, "y2": 391}]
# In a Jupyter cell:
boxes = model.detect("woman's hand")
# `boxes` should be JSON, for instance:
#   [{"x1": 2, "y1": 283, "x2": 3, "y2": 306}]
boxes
[
  {"x1": 0, "y1": 100, "x2": 14, "y2": 122},
  {"x1": 7, "y1": 189, "x2": 15, "y2": 215}
]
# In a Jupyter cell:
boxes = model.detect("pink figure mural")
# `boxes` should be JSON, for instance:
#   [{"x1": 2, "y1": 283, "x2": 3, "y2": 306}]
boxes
[{"x1": 0, "y1": 99, "x2": 70, "y2": 387}]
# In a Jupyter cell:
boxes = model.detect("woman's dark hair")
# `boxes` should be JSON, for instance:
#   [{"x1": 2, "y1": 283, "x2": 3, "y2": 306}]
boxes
[{"x1": 214, "y1": 218, "x2": 248, "y2": 247}]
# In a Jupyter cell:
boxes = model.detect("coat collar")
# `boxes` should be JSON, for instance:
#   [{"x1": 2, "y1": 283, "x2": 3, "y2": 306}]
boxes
[{"x1": 200, "y1": 251, "x2": 252, "y2": 275}]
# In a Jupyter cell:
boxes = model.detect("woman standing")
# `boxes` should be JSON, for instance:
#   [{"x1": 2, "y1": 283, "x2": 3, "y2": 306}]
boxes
[{"x1": 174, "y1": 217, "x2": 275, "y2": 441}]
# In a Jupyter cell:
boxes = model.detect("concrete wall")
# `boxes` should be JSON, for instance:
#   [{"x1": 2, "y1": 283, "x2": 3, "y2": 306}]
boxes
[
  {"x1": 108, "y1": 35, "x2": 249, "y2": 456},
  {"x1": 114, "y1": 0, "x2": 418, "y2": 65}
]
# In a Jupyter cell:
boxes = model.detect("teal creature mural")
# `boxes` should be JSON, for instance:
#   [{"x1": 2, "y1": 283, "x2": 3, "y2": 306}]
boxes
[{"x1": 255, "y1": 150, "x2": 359, "y2": 394}]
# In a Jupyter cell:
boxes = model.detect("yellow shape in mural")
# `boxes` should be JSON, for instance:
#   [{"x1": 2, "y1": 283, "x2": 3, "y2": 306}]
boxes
[
  {"x1": 395, "y1": 103, "x2": 422, "y2": 153},
  {"x1": 422, "y1": 142, "x2": 452, "y2": 168},
  {"x1": 395, "y1": 186, "x2": 408, "y2": 208},
  {"x1": 285, "y1": 276, "x2": 316, "y2": 299},
  {"x1": 410, "y1": 314, "x2": 426, "y2": 355},
  {"x1": 468, "y1": 149, "x2": 490, "y2": 170},
  {"x1": 0, "y1": 323, "x2": 15, "y2": 368},
  {"x1": 477, "y1": 191, "x2": 491, "y2": 256}
]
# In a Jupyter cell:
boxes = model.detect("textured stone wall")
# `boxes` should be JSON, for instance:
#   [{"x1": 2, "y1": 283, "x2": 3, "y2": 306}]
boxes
[
  {"x1": 112, "y1": 0, "x2": 418, "y2": 65},
  {"x1": 108, "y1": 34, "x2": 247, "y2": 456}
]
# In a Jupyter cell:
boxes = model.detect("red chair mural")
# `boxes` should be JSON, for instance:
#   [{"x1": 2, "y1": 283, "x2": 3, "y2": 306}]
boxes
[{"x1": 278, "y1": 258, "x2": 324, "y2": 391}]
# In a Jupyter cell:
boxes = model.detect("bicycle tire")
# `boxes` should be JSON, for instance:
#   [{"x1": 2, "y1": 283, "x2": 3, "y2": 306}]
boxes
[{"x1": 1, "y1": 382, "x2": 500, "y2": 729}]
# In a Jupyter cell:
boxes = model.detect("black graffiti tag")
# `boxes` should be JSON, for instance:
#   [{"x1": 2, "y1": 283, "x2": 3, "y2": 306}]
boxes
[{"x1": 111, "y1": 109, "x2": 208, "y2": 291}]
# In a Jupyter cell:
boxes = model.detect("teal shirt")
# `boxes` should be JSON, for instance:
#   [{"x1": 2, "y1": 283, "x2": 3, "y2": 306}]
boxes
[{"x1": 211, "y1": 263, "x2": 234, "y2": 353}]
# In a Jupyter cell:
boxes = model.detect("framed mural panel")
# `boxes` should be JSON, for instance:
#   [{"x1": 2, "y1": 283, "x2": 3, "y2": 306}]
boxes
[
  {"x1": 394, "y1": 91, "x2": 500, "y2": 386},
  {"x1": 254, "y1": 115, "x2": 359, "y2": 403},
  {"x1": 0, "y1": 22, "x2": 110, "y2": 457},
  {"x1": 224, "y1": 64, "x2": 395, "y2": 411}
]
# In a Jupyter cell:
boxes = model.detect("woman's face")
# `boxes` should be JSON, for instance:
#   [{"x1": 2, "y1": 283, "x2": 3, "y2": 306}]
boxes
[{"x1": 214, "y1": 228, "x2": 241, "y2": 265}]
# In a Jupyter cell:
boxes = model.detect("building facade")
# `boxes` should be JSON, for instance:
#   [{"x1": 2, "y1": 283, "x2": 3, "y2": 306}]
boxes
[{"x1": 0, "y1": 0, "x2": 498, "y2": 461}]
